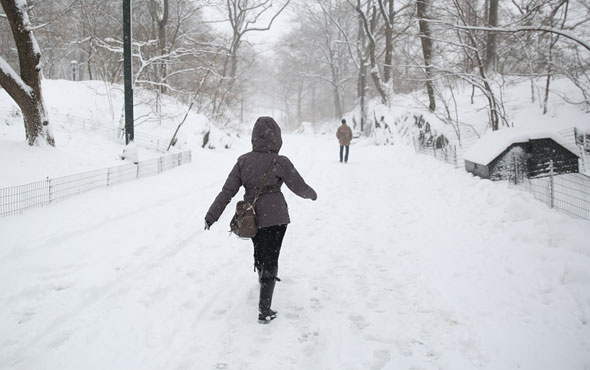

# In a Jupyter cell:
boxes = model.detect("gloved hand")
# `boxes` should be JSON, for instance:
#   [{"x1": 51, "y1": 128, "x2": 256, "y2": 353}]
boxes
[{"x1": 204, "y1": 220, "x2": 211, "y2": 230}]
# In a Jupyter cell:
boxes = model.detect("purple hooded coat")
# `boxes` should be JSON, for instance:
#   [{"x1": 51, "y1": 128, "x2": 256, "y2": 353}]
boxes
[{"x1": 205, "y1": 117, "x2": 317, "y2": 229}]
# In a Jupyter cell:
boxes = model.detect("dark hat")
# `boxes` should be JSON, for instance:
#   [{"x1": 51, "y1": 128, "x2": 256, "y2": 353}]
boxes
[{"x1": 341, "y1": 118, "x2": 346, "y2": 124}]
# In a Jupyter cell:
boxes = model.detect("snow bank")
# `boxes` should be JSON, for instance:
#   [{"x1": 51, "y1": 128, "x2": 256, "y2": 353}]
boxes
[
  {"x1": 0, "y1": 80, "x2": 229, "y2": 187},
  {"x1": 295, "y1": 121, "x2": 315, "y2": 135}
]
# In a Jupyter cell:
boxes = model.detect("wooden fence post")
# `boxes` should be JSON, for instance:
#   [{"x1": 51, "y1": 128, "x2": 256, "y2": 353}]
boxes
[
  {"x1": 549, "y1": 160, "x2": 555, "y2": 209},
  {"x1": 513, "y1": 157, "x2": 518, "y2": 185},
  {"x1": 583, "y1": 132, "x2": 588, "y2": 172},
  {"x1": 47, "y1": 177, "x2": 53, "y2": 204}
]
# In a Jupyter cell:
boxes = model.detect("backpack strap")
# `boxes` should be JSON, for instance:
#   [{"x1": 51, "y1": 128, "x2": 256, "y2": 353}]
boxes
[{"x1": 253, "y1": 155, "x2": 279, "y2": 205}]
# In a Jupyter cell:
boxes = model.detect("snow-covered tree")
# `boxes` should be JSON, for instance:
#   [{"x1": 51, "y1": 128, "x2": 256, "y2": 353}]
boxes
[
  {"x1": 0, "y1": 0, "x2": 55, "y2": 146},
  {"x1": 355, "y1": 0, "x2": 389, "y2": 105},
  {"x1": 150, "y1": 0, "x2": 169, "y2": 98},
  {"x1": 417, "y1": 0, "x2": 436, "y2": 111},
  {"x1": 211, "y1": 0, "x2": 291, "y2": 120},
  {"x1": 272, "y1": 0, "x2": 358, "y2": 124}
]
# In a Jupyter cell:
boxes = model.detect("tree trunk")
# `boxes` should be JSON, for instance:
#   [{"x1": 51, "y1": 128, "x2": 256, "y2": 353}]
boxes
[
  {"x1": 357, "y1": 16, "x2": 368, "y2": 133},
  {"x1": 368, "y1": 5, "x2": 388, "y2": 104},
  {"x1": 543, "y1": 70, "x2": 551, "y2": 115},
  {"x1": 0, "y1": 0, "x2": 54, "y2": 146},
  {"x1": 382, "y1": 0, "x2": 394, "y2": 85},
  {"x1": 485, "y1": 0, "x2": 498, "y2": 72},
  {"x1": 86, "y1": 47, "x2": 94, "y2": 80},
  {"x1": 354, "y1": 2, "x2": 388, "y2": 105},
  {"x1": 457, "y1": 1, "x2": 500, "y2": 130},
  {"x1": 151, "y1": 0, "x2": 169, "y2": 95},
  {"x1": 297, "y1": 81, "x2": 303, "y2": 125},
  {"x1": 158, "y1": 13, "x2": 168, "y2": 95},
  {"x1": 332, "y1": 79, "x2": 343, "y2": 119},
  {"x1": 543, "y1": 40, "x2": 554, "y2": 115},
  {"x1": 311, "y1": 83, "x2": 317, "y2": 123},
  {"x1": 359, "y1": 60, "x2": 367, "y2": 133},
  {"x1": 417, "y1": 0, "x2": 436, "y2": 111},
  {"x1": 326, "y1": 31, "x2": 343, "y2": 119},
  {"x1": 543, "y1": 1, "x2": 568, "y2": 115}
]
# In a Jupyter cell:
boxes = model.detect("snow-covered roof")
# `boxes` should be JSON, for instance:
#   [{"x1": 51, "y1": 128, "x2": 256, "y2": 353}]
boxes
[{"x1": 464, "y1": 128, "x2": 577, "y2": 165}]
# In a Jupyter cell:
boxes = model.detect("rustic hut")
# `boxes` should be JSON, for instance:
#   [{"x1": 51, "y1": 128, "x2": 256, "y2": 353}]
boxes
[{"x1": 464, "y1": 130, "x2": 579, "y2": 180}]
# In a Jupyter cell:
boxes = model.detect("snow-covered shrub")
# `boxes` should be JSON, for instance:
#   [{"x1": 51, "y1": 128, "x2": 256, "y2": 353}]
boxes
[
  {"x1": 393, "y1": 112, "x2": 448, "y2": 149},
  {"x1": 373, "y1": 113, "x2": 395, "y2": 146},
  {"x1": 201, "y1": 125, "x2": 233, "y2": 150},
  {"x1": 296, "y1": 122, "x2": 314, "y2": 135}
]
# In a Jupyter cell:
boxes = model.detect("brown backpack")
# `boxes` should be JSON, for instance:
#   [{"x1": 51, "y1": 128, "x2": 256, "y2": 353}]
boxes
[{"x1": 229, "y1": 156, "x2": 278, "y2": 238}]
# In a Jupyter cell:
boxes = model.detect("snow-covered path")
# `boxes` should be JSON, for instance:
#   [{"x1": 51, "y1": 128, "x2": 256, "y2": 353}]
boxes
[{"x1": 1, "y1": 134, "x2": 589, "y2": 370}]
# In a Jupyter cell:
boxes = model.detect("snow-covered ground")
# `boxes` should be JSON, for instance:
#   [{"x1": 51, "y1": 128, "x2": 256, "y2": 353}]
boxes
[
  {"x1": 1, "y1": 132, "x2": 589, "y2": 370},
  {"x1": 1, "y1": 77, "x2": 590, "y2": 369}
]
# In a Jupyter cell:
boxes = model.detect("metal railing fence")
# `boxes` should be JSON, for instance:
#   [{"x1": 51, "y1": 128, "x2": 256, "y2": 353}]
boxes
[
  {"x1": 0, "y1": 151, "x2": 191, "y2": 217},
  {"x1": 413, "y1": 137, "x2": 462, "y2": 168},
  {"x1": 509, "y1": 167, "x2": 590, "y2": 220}
]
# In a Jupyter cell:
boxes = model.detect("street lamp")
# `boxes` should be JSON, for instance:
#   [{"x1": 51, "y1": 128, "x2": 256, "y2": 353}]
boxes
[
  {"x1": 70, "y1": 60, "x2": 78, "y2": 81},
  {"x1": 123, "y1": 0, "x2": 134, "y2": 144}
]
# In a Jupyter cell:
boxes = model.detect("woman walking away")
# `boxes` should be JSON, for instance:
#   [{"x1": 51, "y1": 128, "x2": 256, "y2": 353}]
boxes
[{"x1": 204, "y1": 116, "x2": 317, "y2": 324}]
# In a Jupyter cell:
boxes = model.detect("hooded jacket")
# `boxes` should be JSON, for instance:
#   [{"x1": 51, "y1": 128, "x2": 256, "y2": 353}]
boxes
[{"x1": 205, "y1": 116, "x2": 317, "y2": 229}]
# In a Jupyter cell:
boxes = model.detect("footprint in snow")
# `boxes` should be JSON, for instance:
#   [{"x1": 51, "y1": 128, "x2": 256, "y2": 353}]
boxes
[
  {"x1": 310, "y1": 297, "x2": 322, "y2": 310},
  {"x1": 348, "y1": 314, "x2": 370, "y2": 331},
  {"x1": 18, "y1": 311, "x2": 36, "y2": 324},
  {"x1": 370, "y1": 349, "x2": 391, "y2": 370},
  {"x1": 297, "y1": 330, "x2": 319, "y2": 343}
]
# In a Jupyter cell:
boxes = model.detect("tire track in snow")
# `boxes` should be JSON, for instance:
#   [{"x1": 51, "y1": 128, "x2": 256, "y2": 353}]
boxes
[
  {"x1": 4, "y1": 164, "x2": 232, "y2": 369},
  {"x1": 11, "y1": 225, "x2": 204, "y2": 367},
  {"x1": 5, "y1": 176, "x2": 221, "y2": 255}
]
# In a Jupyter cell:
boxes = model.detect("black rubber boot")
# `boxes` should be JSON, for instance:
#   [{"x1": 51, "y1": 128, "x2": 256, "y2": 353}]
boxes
[{"x1": 258, "y1": 269, "x2": 278, "y2": 323}]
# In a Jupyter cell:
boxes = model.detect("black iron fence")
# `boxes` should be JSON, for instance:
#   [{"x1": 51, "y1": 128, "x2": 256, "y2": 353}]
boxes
[{"x1": 0, "y1": 151, "x2": 191, "y2": 217}]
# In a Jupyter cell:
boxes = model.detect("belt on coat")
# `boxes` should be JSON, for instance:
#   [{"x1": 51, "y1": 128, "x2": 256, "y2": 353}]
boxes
[{"x1": 245, "y1": 184, "x2": 282, "y2": 198}]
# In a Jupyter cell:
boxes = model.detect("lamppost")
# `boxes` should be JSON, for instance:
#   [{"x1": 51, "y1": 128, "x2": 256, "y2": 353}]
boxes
[
  {"x1": 123, "y1": 0, "x2": 134, "y2": 144},
  {"x1": 70, "y1": 60, "x2": 78, "y2": 81}
]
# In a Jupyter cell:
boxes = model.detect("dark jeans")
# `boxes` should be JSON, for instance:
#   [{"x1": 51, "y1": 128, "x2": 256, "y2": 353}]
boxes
[
  {"x1": 252, "y1": 224, "x2": 287, "y2": 273},
  {"x1": 339, "y1": 145, "x2": 350, "y2": 162}
]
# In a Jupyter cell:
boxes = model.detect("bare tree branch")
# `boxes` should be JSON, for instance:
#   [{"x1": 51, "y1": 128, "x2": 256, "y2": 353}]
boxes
[{"x1": 424, "y1": 19, "x2": 590, "y2": 52}]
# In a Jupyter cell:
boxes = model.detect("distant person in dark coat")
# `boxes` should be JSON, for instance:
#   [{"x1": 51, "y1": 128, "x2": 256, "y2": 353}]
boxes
[
  {"x1": 336, "y1": 118, "x2": 353, "y2": 163},
  {"x1": 204, "y1": 116, "x2": 317, "y2": 323}
]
